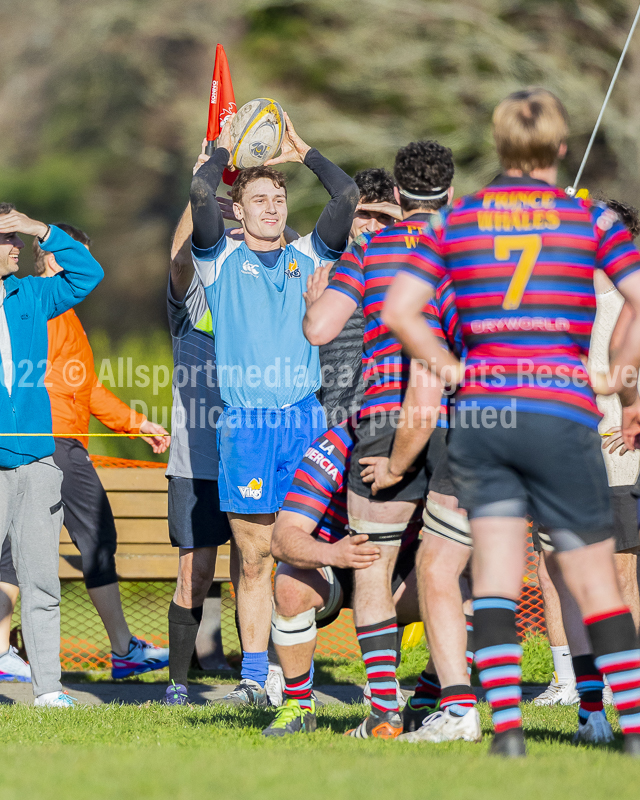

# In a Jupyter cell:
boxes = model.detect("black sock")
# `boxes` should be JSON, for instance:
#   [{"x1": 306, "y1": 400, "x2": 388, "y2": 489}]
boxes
[
  {"x1": 465, "y1": 614, "x2": 474, "y2": 674},
  {"x1": 168, "y1": 601, "x2": 203, "y2": 687}
]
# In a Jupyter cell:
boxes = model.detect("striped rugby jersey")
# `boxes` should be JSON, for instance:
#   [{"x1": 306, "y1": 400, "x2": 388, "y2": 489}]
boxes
[
  {"x1": 425, "y1": 275, "x2": 463, "y2": 428},
  {"x1": 329, "y1": 217, "x2": 446, "y2": 419},
  {"x1": 280, "y1": 419, "x2": 421, "y2": 546},
  {"x1": 401, "y1": 177, "x2": 640, "y2": 428}
]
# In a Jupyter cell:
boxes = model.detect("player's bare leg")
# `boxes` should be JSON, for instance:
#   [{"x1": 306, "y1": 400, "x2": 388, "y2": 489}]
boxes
[
  {"x1": 543, "y1": 551, "x2": 612, "y2": 744},
  {"x1": 534, "y1": 553, "x2": 579, "y2": 706},
  {"x1": 346, "y1": 491, "x2": 414, "y2": 740},
  {"x1": 216, "y1": 513, "x2": 275, "y2": 706},
  {"x1": 400, "y1": 492, "x2": 480, "y2": 743}
]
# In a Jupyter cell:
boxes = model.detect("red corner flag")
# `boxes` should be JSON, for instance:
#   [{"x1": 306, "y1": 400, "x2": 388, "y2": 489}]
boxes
[
  {"x1": 206, "y1": 44, "x2": 236, "y2": 143},
  {"x1": 205, "y1": 44, "x2": 237, "y2": 184}
]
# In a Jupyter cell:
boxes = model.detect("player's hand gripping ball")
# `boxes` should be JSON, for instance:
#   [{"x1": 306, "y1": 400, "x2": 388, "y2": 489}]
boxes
[{"x1": 228, "y1": 98, "x2": 285, "y2": 169}]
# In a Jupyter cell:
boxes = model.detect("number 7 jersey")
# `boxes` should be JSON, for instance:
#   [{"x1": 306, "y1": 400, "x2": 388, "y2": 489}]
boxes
[{"x1": 403, "y1": 176, "x2": 640, "y2": 428}]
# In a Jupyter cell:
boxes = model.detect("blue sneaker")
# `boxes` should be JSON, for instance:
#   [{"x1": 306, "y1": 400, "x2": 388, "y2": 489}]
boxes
[
  {"x1": 164, "y1": 681, "x2": 189, "y2": 706},
  {"x1": 111, "y1": 636, "x2": 169, "y2": 679},
  {"x1": 0, "y1": 646, "x2": 31, "y2": 682}
]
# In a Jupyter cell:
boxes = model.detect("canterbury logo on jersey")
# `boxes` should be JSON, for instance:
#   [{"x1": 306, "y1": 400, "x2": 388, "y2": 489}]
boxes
[
  {"x1": 241, "y1": 261, "x2": 260, "y2": 277},
  {"x1": 238, "y1": 478, "x2": 263, "y2": 499}
]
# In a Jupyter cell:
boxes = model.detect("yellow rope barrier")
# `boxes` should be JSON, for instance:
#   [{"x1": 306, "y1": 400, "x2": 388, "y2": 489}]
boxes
[{"x1": 0, "y1": 433, "x2": 170, "y2": 437}]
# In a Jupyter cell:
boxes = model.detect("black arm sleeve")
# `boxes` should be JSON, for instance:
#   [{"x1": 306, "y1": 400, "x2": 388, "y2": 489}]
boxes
[
  {"x1": 189, "y1": 148, "x2": 230, "y2": 251},
  {"x1": 304, "y1": 149, "x2": 359, "y2": 256}
]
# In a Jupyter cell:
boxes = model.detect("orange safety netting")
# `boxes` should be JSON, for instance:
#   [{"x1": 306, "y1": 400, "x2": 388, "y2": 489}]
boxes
[{"x1": 11, "y1": 457, "x2": 547, "y2": 671}]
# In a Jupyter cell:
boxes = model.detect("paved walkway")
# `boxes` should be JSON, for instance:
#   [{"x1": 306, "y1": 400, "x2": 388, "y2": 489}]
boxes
[{"x1": 0, "y1": 682, "x2": 545, "y2": 706}]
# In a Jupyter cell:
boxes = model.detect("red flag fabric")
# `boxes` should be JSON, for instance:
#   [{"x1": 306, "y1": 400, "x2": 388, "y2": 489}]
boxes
[{"x1": 206, "y1": 44, "x2": 236, "y2": 142}]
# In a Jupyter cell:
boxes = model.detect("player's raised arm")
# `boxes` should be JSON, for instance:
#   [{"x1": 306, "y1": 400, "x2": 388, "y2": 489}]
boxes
[
  {"x1": 266, "y1": 113, "x2": 359, "y2": 258},
  {"x1": 189, "y1": 122, "x2": 235, "y2": 253},
  {"x1": 169, "y1": 205, "x2": 194, "y2": 303}
]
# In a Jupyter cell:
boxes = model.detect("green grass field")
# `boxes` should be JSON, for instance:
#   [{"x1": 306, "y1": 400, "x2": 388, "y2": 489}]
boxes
[{"x1": 1, "y1": 701, "x2": 639, "y2": 800}]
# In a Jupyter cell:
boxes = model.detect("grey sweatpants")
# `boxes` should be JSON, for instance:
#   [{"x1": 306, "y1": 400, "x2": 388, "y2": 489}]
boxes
[{"x1": 0, "y1": 457, "x2": 63, "y2": 696}]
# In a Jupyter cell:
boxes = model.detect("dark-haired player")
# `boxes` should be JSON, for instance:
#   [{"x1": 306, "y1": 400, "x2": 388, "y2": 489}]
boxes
[
  {"x1": 190, "y1": 115, "x2": 358, "y2": 705},
  {"x1": 383, "y1": 88, "x2": 640, "y2": 757},
  {"x1": 262, "y1": 416, "x2": 423, "y2": 737},
  {"x1": 319, "y1": 167, "x2": 401, "y2": 426},
  {"x1": 303, "y1": 140, "x2": 455, "y2": 739}
]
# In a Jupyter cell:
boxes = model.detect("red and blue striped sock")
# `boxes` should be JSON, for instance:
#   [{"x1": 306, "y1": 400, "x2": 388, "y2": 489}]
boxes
[
  {"x1": 283, "y1": 669, "x2": 313, "y2": 710},
  {"x1": 409, "y1": 670, "x2": 441, "y2": 710},
  {"x1": 356, "y1": 617, "x2": 399, "y2": 715},
  {"x1": 474, "y1": 597, "x2": 522, "y2": 735},
  {"x1": 572, "y1": 654, "x2": 604, "y2": 725},
  {"x1": 585, "y1": 607, "x2": 640, "y2": 737},
  {"x1": 465, "y1": 614, "x2": 474, "y2": 676},
  {"x1": 439, "y1": 684, "x2": 477, "y2": 717}
]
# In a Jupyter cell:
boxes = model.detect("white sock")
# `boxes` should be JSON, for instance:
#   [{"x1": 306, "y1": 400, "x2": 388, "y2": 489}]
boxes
[{"x1": 550, "y1": 645, "x2": 574, "y2": 683}]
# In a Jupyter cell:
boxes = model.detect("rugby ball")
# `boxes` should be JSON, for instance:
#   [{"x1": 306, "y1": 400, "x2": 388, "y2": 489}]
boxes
[{"x1": 229, "y1": 98, "x2": 285, "y2": 169}]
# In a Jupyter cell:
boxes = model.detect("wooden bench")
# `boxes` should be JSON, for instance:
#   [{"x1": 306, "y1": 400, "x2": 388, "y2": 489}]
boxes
[{"x1": 58, "y1": 468, "x2": 231, "y2": 581}]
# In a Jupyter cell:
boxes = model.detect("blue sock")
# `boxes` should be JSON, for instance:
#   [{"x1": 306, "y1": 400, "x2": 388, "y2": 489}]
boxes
[
  {"x1": 310, "y1": 660, "x2": 315, "y2": 683},
  {"x1": 241, "y1": 650, "x2": 269, "y2": 687}
]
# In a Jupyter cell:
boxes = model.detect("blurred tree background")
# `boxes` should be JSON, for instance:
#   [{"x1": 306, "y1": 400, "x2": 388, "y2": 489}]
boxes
[{"x1": 2, "y1": 0, "x2": 640, "y2": 459}]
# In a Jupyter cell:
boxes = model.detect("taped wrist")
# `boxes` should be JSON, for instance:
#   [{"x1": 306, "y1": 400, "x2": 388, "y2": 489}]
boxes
[{"x1": 271, "y1": 608, "x2": 317, "y2": 647}]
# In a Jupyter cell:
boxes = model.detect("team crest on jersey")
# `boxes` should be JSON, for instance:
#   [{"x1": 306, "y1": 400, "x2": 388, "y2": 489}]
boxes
[
  {"x1": 238, "y1": 478, "x2": 263, "y2": 500},
  {"x1": 285, "y1": 259, "x2": 301, "y2": 279},
  {"x1": 241, "y1": 261, "x2": 260, "y2": 277}
]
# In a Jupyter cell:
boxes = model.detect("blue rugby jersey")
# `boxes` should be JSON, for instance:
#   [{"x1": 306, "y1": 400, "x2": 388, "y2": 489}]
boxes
[
  {"x1": 401, "y1": 178, "x2": 640, "y2": 428},
  {"x1": 192, "y1": 232, "x2": 336, "y2": 408},
  {"x1": 281, "y1": 419, "x2": 421, "y2": 546},
  {"x1": 329, "y1": 218, "x2": 446, "y2": 420}
]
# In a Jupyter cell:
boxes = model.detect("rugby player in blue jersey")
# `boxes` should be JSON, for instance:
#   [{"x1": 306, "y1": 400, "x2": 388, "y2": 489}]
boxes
[{"x1": 190, "y1": 115, "x2": 358, "y2": 705}]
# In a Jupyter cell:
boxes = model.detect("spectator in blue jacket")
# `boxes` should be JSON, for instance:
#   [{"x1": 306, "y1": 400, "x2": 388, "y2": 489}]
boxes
[{"x1": 0, "y1": 203, "x2": 103, "y2": 706}]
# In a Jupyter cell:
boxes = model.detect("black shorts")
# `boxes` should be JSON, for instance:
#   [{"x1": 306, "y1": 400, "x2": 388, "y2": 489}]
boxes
[
  {"x1": 316, "y1": 538, "x2": 420, "y2": 629},
  {"x1": 348, "y1": 417, "x2": 428, "y2": 502},
  {"x1": 425, "y1": 428, "x2": 457, "y2": 497},
  {"x1": 54, "y1": 437, "x2": 119, "y2": 589},
  {"x1": 0, "y1": 536, "x2": 17, "y2": 587},
  {"x1": 448, "y1": 411, "x2": 613, "y2": 550},
  {"x1": 168, "y1": 476, "x2": 232, "y2": 549}
]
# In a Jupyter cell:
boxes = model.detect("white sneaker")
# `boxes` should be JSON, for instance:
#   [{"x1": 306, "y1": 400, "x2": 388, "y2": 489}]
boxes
[
  {"x1": 34, "y1": 691, "x2": 78, "y2": 708},
  {"x1": 603, "y1": 676, "x2": 614, "y2": 706},
  {"x1": 265, "y1": 663, "x2": 284, "y2": 707},
  {"x1": 534, "y1": 674, "x2": 579, "y2": 706},
  {"x1": 573, "y1": 710, "x2": 614, "y2": 745},
  {"x1": 0, "y1": 646, "x2": 31, "y2": 682},
  {"x1": 398, "y1": 706, "x2": 482, "y2": 743},
  {"x1": 363, "y1": 679, "x2": 406, "y2": 711}
]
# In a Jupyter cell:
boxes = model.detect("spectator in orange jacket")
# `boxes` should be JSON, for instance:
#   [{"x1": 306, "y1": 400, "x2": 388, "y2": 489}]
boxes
[{"x1": 0, "y1": 223, "x2": 172, "y2": 682}]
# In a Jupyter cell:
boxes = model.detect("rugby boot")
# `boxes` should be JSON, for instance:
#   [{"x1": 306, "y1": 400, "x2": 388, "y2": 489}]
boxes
[
  {"x1": 0, "y1": 646, "x2": 31, "y2": 683},
  {"x1": 262, "y1": 698, "x2": 317, "y2": 737},
  {"x1": 364, "y1": 679, "x2": 406, "y2": 711},
  {"x1": 265, "y1": 663, "x2": 284, "y2": 707},
  {"x1": 398, "y1": 707, "x2": 482, "y2": 743},
  {"x1": 111, "y1": 636, "x2": 169, "y2": 679},
  {"x1": 624, "y1": 733, "x2": 640, "y2": 757},
  {"x1": 534, "y1": 674, "x2": 578, "y2": 706},
  {"x1": 402, "y1": 697, "x2": 434, "y2": 733},
  {"x1": 489, "y1": 728, "x2": 526, "y2": 758},
  {"x1": 163, "y1": 681, "x2": 189, "y2": 706},
  {"x1": 346, "y1": 709, "x2": 403, "y2": 739},
  {"x1": 214, "y1": 678, "x2": 269, "y2": 707},
  {"x1": 572, "y1": 710, "x2": 614, "y2": 745}
]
